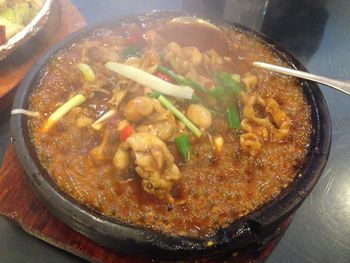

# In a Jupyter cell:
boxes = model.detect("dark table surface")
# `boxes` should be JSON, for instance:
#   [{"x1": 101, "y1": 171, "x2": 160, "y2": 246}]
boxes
[{"x1": 1, "y1": 0, "x2": 350, "y2": 262}]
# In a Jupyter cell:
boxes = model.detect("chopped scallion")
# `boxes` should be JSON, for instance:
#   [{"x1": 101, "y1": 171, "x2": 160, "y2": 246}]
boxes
[
  {"x1": 77, "y1": 63, "x2": 96, "y2": 82},
  {"x1": 157, "y1": 65, "x2": 209, "y2": 94},
  {"x1": 208, "y1": 85, "x2": 225, "y2": 100},
  {"x1": 158, "y1": 95, "x2": 201, "y2": 138},
  {"x1": 216, "y1": 72, "x2": 242, "y2": 95},
  {"x1": 157, "y1": 65, "x2": 188, "y2": 86},
  {"x1": 42, "y1": 94, "x2": 86, "y2": 132},
  {"x1": 175, "y1": 134, "x2": 191, "y2": 162},
  {"x1": 147, "y1": 91, "x2": 162, "y2": 98},
  {"x1": 105, "y1": 62, "x2": 193, "y2": 99},
  {"x1": 227, "y1": 105, "x2": 240, "y2": 129}
]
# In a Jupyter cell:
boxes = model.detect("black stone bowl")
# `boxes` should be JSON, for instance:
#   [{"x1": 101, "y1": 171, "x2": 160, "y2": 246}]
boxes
[{"x1": 10, "y1": 11, "x2": 331, "y2": 260}]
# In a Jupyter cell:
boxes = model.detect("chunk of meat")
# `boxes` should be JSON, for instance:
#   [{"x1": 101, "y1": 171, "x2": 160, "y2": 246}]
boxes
[
  {"x1": 240, "y1": 93, "x2": 292, "y2": 155},
  {"x1": 241, "y1": 92, "x2": 272, "y2": 128},
  {"x1": 202, "y1": 49, "x2": 224, "y2": 71},
  {"x1": 141, "y1": 49, "x2": 161, "y2": 74},
  {"x1": 124, "y1": 96, "x2": 154, "y2": 122},
  {"x1": 265, "y1": 98, "x2": 291, "y2": 141},
  {"x1": 240, "y1": 132, "x2": 261, "y2": 156},
  {"x1": 143, "y1": 29, "x2": 161, "y2": 48},
  {"x1": 113, "y1": 146, "x2": 130, "y2": 170},
  {"x1": 163, "y1": 42, "x2": 202, "y2": 74},
  {"x1": 136, "y1": 100, "x2": 177, "y2": 141},
  {"x1": 109, "y1": 87, "x2": 127, "y2": 107},
  {"x1": 137, "y1": 111, "x2": 177, "y2": 141},
  {"x1": 66, "y1": 107, "x2": 94, "y2": 128},
  {"x1": 186, "y1": 104, "x2": 212, "y2": 130},
  {"x1": 113, "y1": 132, "x2": 181, "y2": 202},
  {"x1": 81, "y1": 40, "x2": 121, "y2": 63},
  {"x1": 242, "y1": 72, "x2": 258, "y2": 91},
  {"x1": 90, "y1": 129, "x2": 117, "y2": 164}
]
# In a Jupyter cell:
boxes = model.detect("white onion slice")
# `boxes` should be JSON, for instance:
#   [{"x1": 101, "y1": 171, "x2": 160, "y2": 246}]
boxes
[
  {"x1": 105, "y1": 62, "x2": 193, "y2": 99},
  {"x1": 11, "y1": 109, "x2": 40, "y2": 118},
  {"x1": 91, "y1": 109, "x2": 117, "y2": 131}
]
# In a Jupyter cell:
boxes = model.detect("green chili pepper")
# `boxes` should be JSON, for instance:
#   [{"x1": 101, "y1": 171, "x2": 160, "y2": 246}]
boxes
[
  {"x1": 227, "y1": 105, "x2": 240, "y2": 129},
  {"x1": 175, "y1": 134, "x2": 191, "y2": 162}
]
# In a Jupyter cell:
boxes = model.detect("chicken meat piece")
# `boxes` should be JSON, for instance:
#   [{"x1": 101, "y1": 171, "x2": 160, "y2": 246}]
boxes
[
  {"x1": 90, "y1": 129, "x2": 117, "y2": 165},
  {"x1": 113, "y1": 132, "x2": 181, "y2": 202},
  {"x1": 136, "y1": 99, "x2": 177, "y2": 141},
  {"x1": 202, "y1": 49, "x2": 224, "y2": 71},
  {"x1": 140, "y1": 49, "x2": 161, "y2": 74},
  {"x1": 163, "y1": 42, "x2": 203, "y2": 74}
]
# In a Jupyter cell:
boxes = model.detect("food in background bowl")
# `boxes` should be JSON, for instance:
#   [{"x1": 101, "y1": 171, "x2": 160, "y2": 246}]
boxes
[
  {"x1": 18, "y1": 16, "x2": 312, "y2": 239},
  {"x1": 0, "y1": 0, "x2": 44, "y2": 44}
]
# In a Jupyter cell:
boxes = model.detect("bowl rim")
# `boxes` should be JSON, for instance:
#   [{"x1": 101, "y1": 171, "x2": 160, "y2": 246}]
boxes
[
  {"x1": 10, "y1": 10, "x2": 332, "y2": 259},
  {"x1": 0, "y1": 0, "x2": 53, "y2": 61}
]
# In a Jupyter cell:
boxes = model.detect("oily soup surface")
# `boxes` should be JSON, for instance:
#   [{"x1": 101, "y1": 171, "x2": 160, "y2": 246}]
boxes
[{"x1": 28, "y1": 17, "x2": 311, "y2": 238}]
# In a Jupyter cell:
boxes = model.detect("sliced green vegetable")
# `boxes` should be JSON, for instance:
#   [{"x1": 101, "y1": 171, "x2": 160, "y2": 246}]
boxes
[
  {"x1": 216, "y1": 72, "x2": 242, "y2": 95},
  {"x1": 157, "y1": 66, "x2": 220, "y2": 113},
  {"x1": 185, "y1": 78, "x2": 210, "y2": 94},
  {"x1": 158, "y1": 65, "x2": 239, "y2": 102},
  {"x1": 77, "y1": 63, "x2": 96, "y2": 82},
  {"x1": 175, "y1": 134, "x2": 191, "y2": 162},
  {"x1": 157, "y1": 65, "x2": 209, "y2": 94},
  {"x1": 208, "y1": 85, "x2": 225, "y2": 100},
  {"x1": 147, "y1": 91, "x2": 162, "y2": 98},
  {"x1": 157, "y1": 65, "x2": 188, "y2": 86},
  {"x1": 122, "y1": 46, "x2": 141, "y2": 58},
  {"x1": 105, "y1": 62, "x2": 193, "y2": 99},
  {"x1": 42, "y1": 94, "x2": 86, "y2": 132},
  {"x1": 158, "y1": 95, "x2": 201, "y2": 138},
  {"x1": 227, "y1": 105, "x2": 240, "y2": 129}
]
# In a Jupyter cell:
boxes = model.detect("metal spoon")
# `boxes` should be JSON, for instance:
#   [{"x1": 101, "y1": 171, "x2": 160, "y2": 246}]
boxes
[{"x1": 253, "y1": 62, "x2": 350, "y2": 96}]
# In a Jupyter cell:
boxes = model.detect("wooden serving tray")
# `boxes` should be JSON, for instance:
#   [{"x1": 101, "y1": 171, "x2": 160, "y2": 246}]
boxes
[
  {"x1": 0, "y1": 0, "x2": 86, "y2": 112},
  {"x1": 0, "y1": 144, "x2": 291, "y2": 263}
]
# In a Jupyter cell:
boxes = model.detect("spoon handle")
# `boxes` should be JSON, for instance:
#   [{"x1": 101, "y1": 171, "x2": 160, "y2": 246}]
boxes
[{"x1": 253, "y1": 62, "x2": 350, "y2": 96}]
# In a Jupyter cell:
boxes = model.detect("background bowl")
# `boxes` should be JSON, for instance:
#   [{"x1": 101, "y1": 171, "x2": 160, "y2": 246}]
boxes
[
  {"x1": 0, "y1": 0, "x2": 52, "y2": 61},
  {"x1": 10, "y1": 11, "x2": 331, "y2": 260}
]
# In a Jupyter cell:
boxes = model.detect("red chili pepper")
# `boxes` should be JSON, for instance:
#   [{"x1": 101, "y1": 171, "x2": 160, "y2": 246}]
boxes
[
  {"x1": 119, "y1": 125, "x2": 133, "y2": 141},
  {"x1": 126, "y1": 34, "x2": 138, "y2": 45},
  {"x1": 155, "y1": 72, "x2": 174, "y2": 83}
]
